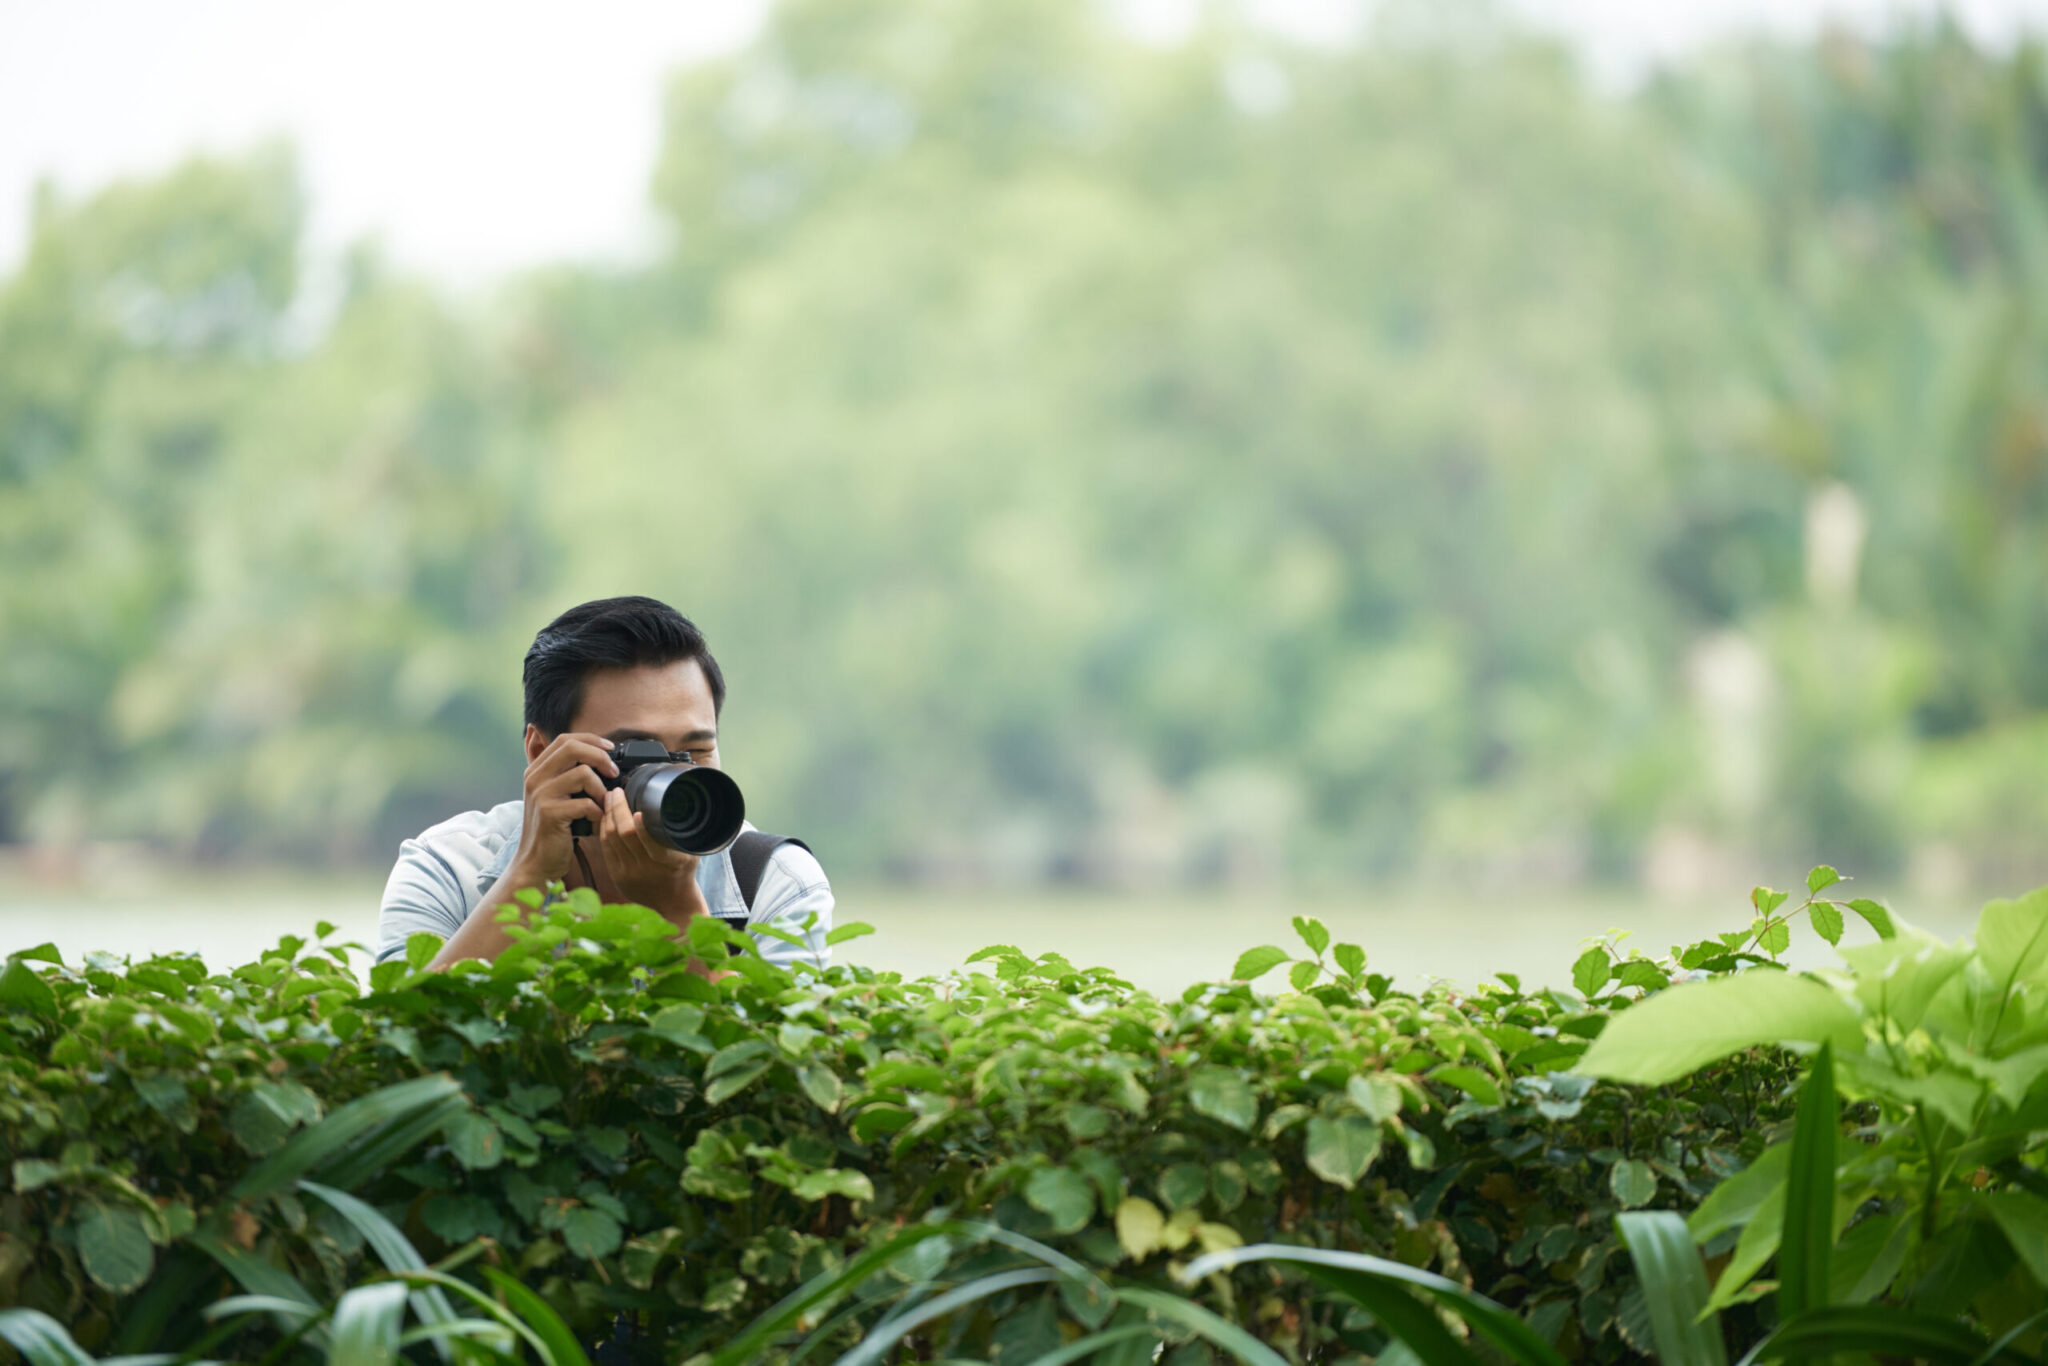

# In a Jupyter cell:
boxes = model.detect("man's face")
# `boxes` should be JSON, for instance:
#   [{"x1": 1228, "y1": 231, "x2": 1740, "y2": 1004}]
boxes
[{"x1": 533, "y1": 658, "x2": 721, "y2": 770}]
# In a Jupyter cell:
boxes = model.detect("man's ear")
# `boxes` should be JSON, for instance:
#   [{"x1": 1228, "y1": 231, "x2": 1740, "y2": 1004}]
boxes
[{"x1": 523, "y1": 724, "x2": 549, "y2": 766}]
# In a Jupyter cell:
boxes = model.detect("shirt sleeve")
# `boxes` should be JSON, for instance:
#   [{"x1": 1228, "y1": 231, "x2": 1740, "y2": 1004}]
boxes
[
  {"x1": 376, "y1": 835, "x2": 473, "y2": 964},
  {"x1": 746, "y1": 842, "x2": 834, "y2": 972}
]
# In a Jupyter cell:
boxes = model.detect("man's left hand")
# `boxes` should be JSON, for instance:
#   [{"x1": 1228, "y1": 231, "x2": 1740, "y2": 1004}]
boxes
[{"x1": 598, "y1": 788, "x2": 707, "y2": 927}]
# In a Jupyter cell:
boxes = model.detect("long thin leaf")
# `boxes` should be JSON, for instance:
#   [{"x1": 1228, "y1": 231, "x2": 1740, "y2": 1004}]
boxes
[
  {"x1": 234, "y1": 1077, "x2": 464, "y2": 1199},
  {"x1": 312, "y1": 1094, "x2": 472, "y2": 1193},
  {"x1": 0, "y1": 1310, "x2": 96, "y2": 1366},
  {"x1": 709, "y1": 1222, "x2": 977, "y2": 1366},
  {"x1": 382, "y1": 1270, "x2": 570, "y2": 1366},
  {"x1": 1114, "y1": 1287, "x2": 1293, "y2": 1366},
  {"x1": 1019, "y1": 1324, "x2": 1159, "y2": 1366},
  {"x1": 834, "y1": 1269, "x2": 1059, "y2": 1366},
  {"x1": 1617, "y1": 1211, "x2": 1730, "y2": 1366},
  {"x1": 203, "y1": 1295, "x2": 325, "y2": 1323},
  {"x1": 330, "y1": 1282, "x2": 409, "y2": 1366},
  {"x1": 301, "y1": 1179, "x2": 460, "y2": 1358},
  {"x1": 192, "y1": 1229, "x2": 327, "y2": 1342},
  {"x1": 1968, "y1": 1308, "x2": 2048, "y2": 1366},
  {"x1": 478, "y1": 1267, "x2": 594, "y2": 1366},
  {"x1": 1738, "y1": 1306, "x2": 2027, "y2": 1366},
  {"x1": 1778, "y1": 1042, "x2": 1837, "y2": 1327},
  {"x1": 1180, "y1": 1243, "x2": 1567, "y2": 1366}
]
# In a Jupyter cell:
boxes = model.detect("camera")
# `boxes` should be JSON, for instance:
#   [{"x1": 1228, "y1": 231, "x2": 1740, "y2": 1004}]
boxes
[{"x1": 569, "y1": 738, "x2": 746, "y2": 854}]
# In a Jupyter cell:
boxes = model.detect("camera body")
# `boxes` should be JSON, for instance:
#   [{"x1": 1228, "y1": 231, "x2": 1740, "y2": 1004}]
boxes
[{"x1": 569, "y1": 738, "x2": 746, "y2": 854}]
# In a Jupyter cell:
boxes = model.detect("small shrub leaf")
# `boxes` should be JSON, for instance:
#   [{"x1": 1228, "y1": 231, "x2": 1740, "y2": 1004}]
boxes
[{"x1": 1231, "y1": 946, "x2": 1289, "y2": 981}]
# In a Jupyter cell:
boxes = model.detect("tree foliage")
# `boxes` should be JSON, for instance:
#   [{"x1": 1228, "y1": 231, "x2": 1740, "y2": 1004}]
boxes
[{"x1": 4, "y1": 6, "x2": 2048, "y2": 881}]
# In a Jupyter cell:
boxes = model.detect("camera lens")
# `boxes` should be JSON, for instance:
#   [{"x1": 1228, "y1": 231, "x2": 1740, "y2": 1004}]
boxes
[{"x1": 625, "y1": 762, "x2": 745, "y2": 854}]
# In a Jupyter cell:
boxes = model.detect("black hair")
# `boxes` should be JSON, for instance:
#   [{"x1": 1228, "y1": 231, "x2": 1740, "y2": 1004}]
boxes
[{"x1": 522, "y1": 596, "x2": 726, "y2": 737}]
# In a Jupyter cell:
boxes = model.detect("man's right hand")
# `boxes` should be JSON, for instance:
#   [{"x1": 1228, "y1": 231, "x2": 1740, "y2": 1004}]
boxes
[{"x1": 509, "y1": 732, "x2": 618, "y2": 885}]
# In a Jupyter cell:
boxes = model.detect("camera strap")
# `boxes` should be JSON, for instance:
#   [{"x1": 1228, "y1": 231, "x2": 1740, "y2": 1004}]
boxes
[{"x1": 729, "y1": 831, "x2": 813, "y2": 916}]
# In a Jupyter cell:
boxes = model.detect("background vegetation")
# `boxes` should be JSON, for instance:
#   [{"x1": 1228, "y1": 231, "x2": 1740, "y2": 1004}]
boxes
[{"x1": 5, "y1": 0, "x2": 2048, "y2": 892}]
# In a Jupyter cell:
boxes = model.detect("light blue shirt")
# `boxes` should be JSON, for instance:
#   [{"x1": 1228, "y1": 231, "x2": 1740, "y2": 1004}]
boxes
[{"x1": 376, "y1": 800, "x2": 832, "y2": 969}]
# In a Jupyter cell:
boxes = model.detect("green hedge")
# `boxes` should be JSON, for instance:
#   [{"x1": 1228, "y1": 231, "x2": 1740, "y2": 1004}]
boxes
[{"x1": 0, "y1": 890, "x2": 1828, "y2": 1362}]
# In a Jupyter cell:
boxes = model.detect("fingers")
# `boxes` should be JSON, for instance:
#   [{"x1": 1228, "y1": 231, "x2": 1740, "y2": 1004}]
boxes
[{"x1": 527, "y1": 734, "x2": 617, "y2": 790}]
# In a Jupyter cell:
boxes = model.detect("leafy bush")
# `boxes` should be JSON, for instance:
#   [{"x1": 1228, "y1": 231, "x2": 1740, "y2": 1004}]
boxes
[{"x1": 1, "y1": 879, "x2": 1901, "y2": 1361}]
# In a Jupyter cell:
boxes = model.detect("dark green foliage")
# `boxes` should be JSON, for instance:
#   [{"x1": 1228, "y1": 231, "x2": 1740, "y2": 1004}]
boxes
[{"x1": 0, "y1": 890, "x2": 1806, "y2": 1362}]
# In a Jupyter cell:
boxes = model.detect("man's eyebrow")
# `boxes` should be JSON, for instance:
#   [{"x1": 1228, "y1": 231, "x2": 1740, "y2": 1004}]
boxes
[{"x1": 604, "y1": 727, "x2": 717, "y2": 744}]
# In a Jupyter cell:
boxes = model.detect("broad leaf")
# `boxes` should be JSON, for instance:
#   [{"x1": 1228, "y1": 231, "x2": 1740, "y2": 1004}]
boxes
[{"x1": 1577, "y1": 971, "x2": 1862, "y2": 1086}]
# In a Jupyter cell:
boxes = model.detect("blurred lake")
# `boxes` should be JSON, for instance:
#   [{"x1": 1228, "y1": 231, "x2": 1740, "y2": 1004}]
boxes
[{"x1": 0, "y1": 874, "x2": 1990, "y2": 994}]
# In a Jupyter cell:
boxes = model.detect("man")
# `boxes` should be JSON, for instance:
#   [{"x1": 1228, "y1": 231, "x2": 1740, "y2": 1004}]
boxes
[{"x1": 377, "y1": 596, "x2": 832, "y2": 970}]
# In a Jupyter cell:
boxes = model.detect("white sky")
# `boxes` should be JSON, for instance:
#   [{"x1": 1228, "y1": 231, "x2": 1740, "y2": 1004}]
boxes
[{"x1": 3, "y1": 0, "x2": 2045, "y2": 285}]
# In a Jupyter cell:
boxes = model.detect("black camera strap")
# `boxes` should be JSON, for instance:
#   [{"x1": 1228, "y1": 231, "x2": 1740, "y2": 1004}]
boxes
[{"x1": 728, "y1": 830, "x2": 813, "y2": 916}]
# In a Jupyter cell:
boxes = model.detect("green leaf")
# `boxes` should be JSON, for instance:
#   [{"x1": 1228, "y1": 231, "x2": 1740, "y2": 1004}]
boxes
[
  {"x1": 235, "y1": 1076, "x2": 467, "y2": 1200},
  {"x1": 479, "y1": 1267, "x2": 595, "y2": 1366},
  {"x1": 1984, "y1": 1190, "x2": 2048, "y2": 1288},
  {"x1": 1157, "y1": 1163, "x2": 1208, "y2": 1211},
  {"x1": 1024, "y1": 1166, "x2": 1095, "y2": 1235},
  {"x1": 442, "y1": 1112, "x2": 503, "y2": 1170},
  {"x1": 1752, "y1": 887, "x2": 1790, "y2": 915},
  {"x1": 1758, "y1": 921, "x2": 1791, "y2": 956},
  {"x1": 706, "y1": 1039, "x2": 773, "y2": 1078},
  {"x1": 797, "y1": 1063, "x2": 843, "y2": 1112},
  {"x1": 1292, "y1": 916, "x2": 1330, "y2": 955},
  {"x1": 1577, "y1": 970, "x2": 1863, "y2": 1086},
  {"x1": 561, "y1": 1207, "x2": 623, "y2": 1260},
  {"x1": 1977, "y1": 887, "x2": 2048, "y2": 987},
  {"x1": 1346, "y1": 1074, "x2": 1403, "y2": 1123},
  {"x1": 1615, "y1": 1212, "x2": 1728, "y2": 1366},
  {"x1": 1609, "y1": 1159, "x2": 1657, "y2": 1209},
  {"x1": 1844, "y1": 899, "x2": 1895, "y2": 940},
  {"x1": 1334, "y1": 944, "x2": 1367, "y2": 977},
  {"x1": 1807, "y1": 866, "x2": 1841, "y2": 894},
  {"x1": 824, "y1": 921, "x2": 875, "y2": 946},
  {"x1": 1117, "y1": 1197, "x2": 1165, "y2": 1260},
  {"x1": 1739, "y1": 1305, "x2": 2006, "y2": 1363},
  {"x1": 1287, "y1": 959, "x2": 1320, "y2": 992},
  {"x1": 329, "y1": 1281, "x2": 408, "y2": 1366},
  {"x1": 1572, "y1": 946, "x2": 1612, "y2": 998},
  {"x1": 0, "y1": 1309, "x2": 96, "y2": 1366},
  {"x1": 706, "y1": 1061, "x2": 772, "y2": 1105},
  {"x1": 836, "y1": 1269, "x2": 1061, "y2": 1366},
  {"x1": 1172, "y1": 1244, "x2": 1565, "y2": 1366},
  {"x1": 76, "y1": 1202, "x2": 154, "y2": 1294},
  {"x1": 300, "y1": 1180, "x2": 462, "y2": 1349},
  {"x1": 13, "y1": 1158, "x2": 63, "y2": 1192},
  {"x1": 1778, "y1": 1043, "x2": 1837, "y2": 1322},
  {"x1": 792, "y1": 1168, "x2": 874, "y2": 1203},
  {"x1": 1429, "y1": 1065, "x2": 1501, "y2": 1107},
  {"x1": 1186, "y1": 1067, "x2": 1257, "y2": 1132},
  {"x1": 1304, "y1": 1115, "x2": 1381, "y2": 1190},
  {"x1": 1230, "y1": 946, "x2": 1289, "y2": 981},
  {"x1": 1112, "y1": 1288, "x2": 1292, "y2": 1366},
  {"x1": 1689, "y1": 1143, "x2": 1790, "y2": 1240},
  {"x1": 0, "y1": 959, "x2": 58, "y2": 1017},
  {"x1": 1807, "y1": 901, "x2": 1844, "y2": 946}
]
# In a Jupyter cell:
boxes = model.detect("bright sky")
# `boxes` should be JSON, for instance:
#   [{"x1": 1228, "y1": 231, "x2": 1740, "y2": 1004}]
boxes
[{"x1": 3, "y1": 0, "x2": 2045, "y2": 285}]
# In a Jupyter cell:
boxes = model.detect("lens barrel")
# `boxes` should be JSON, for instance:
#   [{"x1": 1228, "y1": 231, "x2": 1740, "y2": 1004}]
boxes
[{"x1": 620, "y1": 762, "x2": 745, "y2": 854}]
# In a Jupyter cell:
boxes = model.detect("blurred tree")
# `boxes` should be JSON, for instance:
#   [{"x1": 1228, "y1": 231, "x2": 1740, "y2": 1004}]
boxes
[{"x1": 4, "y1": 6, "x2": 2048, "y2": 889}]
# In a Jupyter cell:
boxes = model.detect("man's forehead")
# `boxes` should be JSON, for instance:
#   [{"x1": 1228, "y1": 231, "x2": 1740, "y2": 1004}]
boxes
[{"x1": 570, "y1": 660, "x2": 716, "y2": 731}]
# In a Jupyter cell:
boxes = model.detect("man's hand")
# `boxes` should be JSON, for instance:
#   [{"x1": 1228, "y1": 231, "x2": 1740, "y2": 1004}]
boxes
[
  {"x1": 509, "y1": 732, "x2": 617, "y2": 886},
  {"x1": 598, "y1": 787, "x2": 707, "y2": 926}
]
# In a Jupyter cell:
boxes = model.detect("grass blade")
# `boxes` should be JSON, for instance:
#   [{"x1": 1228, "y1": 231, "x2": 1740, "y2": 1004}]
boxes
[
  {"x1": 1617, "y1": 1211, "x2": 1729, "y2": 1366},
  {"x1": 203, "y1": 1294, "x2": 325, "y2": 1323},
  {"x1": 709, "y1": 1222, "x2": 969, "y2": 1366},
  {"x1": 312, "y1": 1094, "x2": 472, "y2": 1193},
  {"x1": 233, "y1": 1077, "x2": 465, "y2": 1199},
  {"x1": 1180, "y1": 1243, "x2": 1566, "y2": 1366},
  {"x1": 1019, "y1": 1324, "x2": 1159, "y2": 1366},
  {"x1": 300, "y1": 1180, "x2": 460, "y2": 1358},
  {"x1": 1114, "y1": 1287, "x2": 1293, "y2": 1366},
  {"x1": 834, "y1": 1269, "x2": 1059, "y2": 1366},
  {"x1": 0, "y1": 1310, "x2": 96, "y2": 1366},
  {"x1": 1778, "y1": 1042, "x2": 1838, "y2": 1327},
  {"x1": 1739, "y1": 1305, "x2": 2024, "y2": 1365},
  {"x1": 329, "y1": 1281, "x2": 409, "y2": 1366},
  {"x1": 478, "y1": 1267, "x2": 594, "y2": 1366}
]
